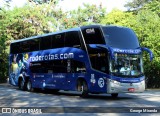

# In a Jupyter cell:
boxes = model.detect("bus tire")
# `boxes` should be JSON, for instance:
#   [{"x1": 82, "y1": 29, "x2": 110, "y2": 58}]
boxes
[
  {"x1": 19, "y1": 78, "x2": 25, "y2": 90},
  {"x1": 26, "y1": 80, "x2": 34, "y2": 92},
  {"x1": 111, "y1": 93, "x2": 118, "y2": 98},
  {"x1": 80, "y1": 81, "x2": 88, "y2": 98}
]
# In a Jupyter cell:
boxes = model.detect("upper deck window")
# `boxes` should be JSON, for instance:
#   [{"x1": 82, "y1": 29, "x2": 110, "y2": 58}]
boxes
[
  {"x1": 102, "y1": 26, "x2": 140, "y2": 49},
  {"x1": 10, "y1": 42, "x2": 20, "y2": 54},
  {"x1": 20, "y1": 41, "x2": 30, "y2": 53},
  {"x1": 65, "y1": 31, "x2": 81, "y2": 47},
  {"x1": 81, "y1": 27, "x2": 105, "y2": 44},
  {"x1": 29, "y1": 39, "x2": 40, "y2": 51},
  {"x1": 52, "y1": 33, "x2": 65, "y2": 48},
  {"x1": 40, "y1": 36, "x2": 52, "y2": 50}
]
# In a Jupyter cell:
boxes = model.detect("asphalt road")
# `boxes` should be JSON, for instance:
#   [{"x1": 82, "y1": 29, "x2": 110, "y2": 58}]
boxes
[{"x1": 0, "y1": 83, "x2": 160, "y2": 116}]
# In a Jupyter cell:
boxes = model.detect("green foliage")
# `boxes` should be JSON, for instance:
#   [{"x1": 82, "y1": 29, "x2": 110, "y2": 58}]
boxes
[
  {"x1": 135, "y1": 10, "x2": 160, "y2": 61},
  {"x1": 100, "y1": 9, "x2": 136, "y2": 28},
  {"x1": 61, "y1": 4, "x2": 106, "y2": 29},
  {"x1": 145, "y1": 60, "x2": 160, "y2": 88},
  {"x1": 135, "y1": 10, "x2": 160, "y2": 88},
  {"x1": 124, "y1": 0, "x2": 151, "y2": 11},
  {"x1": 29, "y1": 0, "x2": 59, "y2": 4},
  {"x1": 0, "y1": 2, "x2": 59, "y2": 82},
  {"x1": 143, "y1": 0, "x2": 160, "y2": 16}
]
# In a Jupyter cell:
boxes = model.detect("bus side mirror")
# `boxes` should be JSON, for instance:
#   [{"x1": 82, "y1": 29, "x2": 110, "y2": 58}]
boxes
[{"x1": 141, "y1": 47, "x2": 154, "y2": 61}]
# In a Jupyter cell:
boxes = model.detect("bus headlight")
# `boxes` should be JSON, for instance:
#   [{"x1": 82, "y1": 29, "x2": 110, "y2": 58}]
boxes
[{"x1": 111, "y1": 80, "x2": 120, "y2": 85}]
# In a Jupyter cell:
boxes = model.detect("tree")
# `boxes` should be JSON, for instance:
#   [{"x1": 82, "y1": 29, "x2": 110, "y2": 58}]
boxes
[
  {"x1": 0, "y1": 2, "x2": 60, "y2": 82},
  {"x1": 100, "y1": 9, "x2": 136, "y2": 28},
  {"x1": 63, "y1": 4, "x2": 106, "y2": 28},
  {"x1": 142, "y1": 0, "x2": 160, "y2": 16},
  {"x1": 28, "y1": 0, "x2": 60, "y2": 4},
  {"x1": 134, "y1": 10, "x2": 160, "y2": 88},
  {"x1": 124, "y1": 0, "x2": 151, "y2": 11}
]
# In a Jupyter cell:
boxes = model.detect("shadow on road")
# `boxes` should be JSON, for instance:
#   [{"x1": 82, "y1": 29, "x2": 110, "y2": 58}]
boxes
[{"x1": 0, "y1": 83, "x2": 136, "y2": 101}]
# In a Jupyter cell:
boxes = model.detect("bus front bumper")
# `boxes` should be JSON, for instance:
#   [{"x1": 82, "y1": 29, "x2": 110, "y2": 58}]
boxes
[{"x1": 107, "y1": 79, "x2": 145, "y2": 93}]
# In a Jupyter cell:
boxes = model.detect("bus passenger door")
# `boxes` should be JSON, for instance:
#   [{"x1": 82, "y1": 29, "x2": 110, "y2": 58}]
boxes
[{"x1": 66, "y1": 59, "x2": 87, "y2": 91}]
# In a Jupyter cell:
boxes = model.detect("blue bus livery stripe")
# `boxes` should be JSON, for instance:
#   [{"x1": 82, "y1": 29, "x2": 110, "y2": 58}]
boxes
[{"x1": 29, "y1": 48, "x2": 87, "y2": 62}]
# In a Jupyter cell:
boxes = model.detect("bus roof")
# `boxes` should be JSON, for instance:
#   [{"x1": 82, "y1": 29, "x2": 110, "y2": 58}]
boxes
[
  {"x1": 11, "y1": 25, "x2": 133, "y2": 44},
  {"x1": 11, "y1": 27, "x2": 81, "y2": 44},
  {"x1": 80, "y1": 24, "x2": 128, "y2": 29}
]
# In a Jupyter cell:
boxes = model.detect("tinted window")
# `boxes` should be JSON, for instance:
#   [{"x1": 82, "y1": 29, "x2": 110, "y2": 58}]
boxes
[
  {"x1": 52, "y1": 33, "x2": 65, "y2": 48},
  {"x1": 40, "y1": 36, "x2": 52, "y2": 50},
  {"x1": 30, "y1": 60, "x2": 86, "y2": 73},
  {"x1": 65, "y1": 31, "x2": 81, "y2": 47},
  {"x1": 102, "y1": 26, "x2": 140, "y2": 49},
  {"x1": 81, "y1": 27, "x2": 105, "y2": 44},
  {"x1": 30, "y1": 60, "x2": 67, "y2": 73},
  {"x1": 10, "y1": 42, "x2": 20, "y2": 54},
  {"x1": 29, "y1": 39, "x2": 40, "y2": 51},
  {"x1": 71, "y1": 60, "x2": 86, "y2": 73},
  {"x1": 20, "y1": 41, "x2": 30, "y2": 53},
  {"x1": 89, "y1": 49, "x2": 109, "y2": 73}
]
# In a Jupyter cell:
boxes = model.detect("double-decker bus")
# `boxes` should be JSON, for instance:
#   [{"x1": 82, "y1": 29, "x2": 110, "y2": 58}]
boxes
[{"x1": 9, "y1": 25, "x2": 153, "y2": 97}]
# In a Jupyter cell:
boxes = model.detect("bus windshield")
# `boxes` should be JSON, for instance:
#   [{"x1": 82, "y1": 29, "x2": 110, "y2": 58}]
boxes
[
  {"x1": 102, "y1": 26, "x2": 140, "y2": 49},
  {"x1": 110, "y1": 53, "x2": 144, "y2": 77}
]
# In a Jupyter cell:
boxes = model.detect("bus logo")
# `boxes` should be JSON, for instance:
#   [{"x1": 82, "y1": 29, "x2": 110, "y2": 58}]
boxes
[
  {"x1": 30, "y1": 53, "x2": 74, "y2": 62},
  {"x1": 98, "y1": 78, "x2": 104, "y2": 88},
  {"x1": 86, "y1": 28, "x2": 95, "y2": 34}
]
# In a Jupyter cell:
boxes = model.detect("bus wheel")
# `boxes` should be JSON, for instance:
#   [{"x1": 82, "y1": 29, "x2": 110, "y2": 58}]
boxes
[
  {"x1": 19, "y1": 79, "x2": 25, "y2": 90},
  {"x1": 111, "y1": 93, "x2": 118, "y2": 98},
  {"x1": 80, "y1": 81, "x2": 88, "y2": 98},
  {"x1": 26, "y1": 80, "x2": 34, "y2": 92}
]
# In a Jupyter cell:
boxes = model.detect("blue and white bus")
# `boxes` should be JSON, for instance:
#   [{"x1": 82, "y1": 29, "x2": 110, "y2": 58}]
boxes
[{"x1": 9, "y1": 25, "x2": 153, "y2": 97}]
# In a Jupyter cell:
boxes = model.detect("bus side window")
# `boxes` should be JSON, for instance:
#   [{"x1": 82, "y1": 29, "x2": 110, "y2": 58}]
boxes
[
  {"x1": 10, "y1": 42, "x2": 20, "y2": 54},
  {"x1": 52, "y1": 60, "x2": 67, "y2": 73},
  {"x1": 52, "y1": 33, "x2": 65, "y2": 48},
  {"x1": 20, "y1": 41, "x2": 30, "y2": 53},
  {"x1": 65, "y1": 31, "x2": 81, "y2": 48},
  {"x1": 71, "y1": 60, "x2": 86, "y2": 73},
  {"x1": 89, "y1": 51, "x2": 109, "y2": 74},
  {"x1": 30, "y1": 39, "x2": 40, "y2": 51},
  {"x1": 40, "y1": 36, "x2": 52, "y2": 50}
]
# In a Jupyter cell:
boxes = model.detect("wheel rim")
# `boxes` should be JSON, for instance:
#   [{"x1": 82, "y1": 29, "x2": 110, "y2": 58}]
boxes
[
  {"x1": 81, "y1": 81, "x2": 88, "y2": 97},
  {"x1": 82, "y1": 81, "x2": 87, "y2": 92},
  {"x1": 81, "y1": 85, "x2": 84, "y2": 92},
  {"x1": 27, "y1": 81, "x2": 31, "y2": 91}
]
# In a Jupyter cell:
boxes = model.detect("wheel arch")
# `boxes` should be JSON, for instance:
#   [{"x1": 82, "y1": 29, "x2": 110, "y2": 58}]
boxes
[
  {"x1": 18, "y1": 75, "x2": 24, "y2": 87},
  {"x1": 18, "y1": 75, "x2": 30, "y2": 87}
]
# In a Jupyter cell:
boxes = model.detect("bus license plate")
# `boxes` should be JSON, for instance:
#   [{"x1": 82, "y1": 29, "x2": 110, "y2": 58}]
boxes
[{"x1": 128, "y1": 88, "x2": 135, "y2": 92}]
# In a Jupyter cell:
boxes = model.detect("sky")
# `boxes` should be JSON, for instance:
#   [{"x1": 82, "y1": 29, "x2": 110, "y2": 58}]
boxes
[{"x1": 0, "y1": 0, "x2": 129, "y2": 12}]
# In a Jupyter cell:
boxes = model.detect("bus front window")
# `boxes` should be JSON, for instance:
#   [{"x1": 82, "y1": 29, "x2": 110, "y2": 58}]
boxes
[{"x1": 110, "y1": 53, "x2": 144, "y2": 77}]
